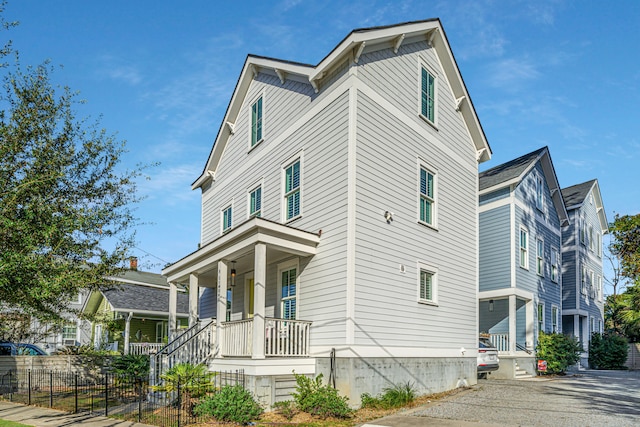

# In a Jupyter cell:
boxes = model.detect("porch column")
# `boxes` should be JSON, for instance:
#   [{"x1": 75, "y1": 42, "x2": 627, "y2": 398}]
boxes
[
  {"x1": 123, "y1": 312, "x2": 133, "y2": 355},
  {"x1": 216, "y1": 260, "x2": 228, "y2": 357},
  {"x1": 189, "y1": 273, "x2": 199, "y2": 327},
  {"x1": 169, "y1": 281, "x2": 178, "y2": 340},
  {"x1": 508, "y1": 295, "x2": 516, "y2": 354},
  {"x1": 252, "y1": 243, "x2": 266, "y2": 359}
]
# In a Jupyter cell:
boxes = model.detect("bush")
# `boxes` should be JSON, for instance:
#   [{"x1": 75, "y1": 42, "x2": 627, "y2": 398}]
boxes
[
  {"x1": 195, "y1": 385, "x2": 262, "y2": 424},
  {"x1": 111, "y1": 354, "x2": 150, "y2": 377},
  {"x1": 291, "y1": 373, "x2": 352, "y2": 419},
  {"x1": 589, "y1": 332, "x2": 629, "y2": 369},
  {"x1": 272, "y1": 400, "x2": 298, "y2": 420},
  {"x1": 536, "y1": 332, "x2": 582, "y2": 374},
  {"x1": 360, "y1": 382, "x2": 416, "y2": 409}
]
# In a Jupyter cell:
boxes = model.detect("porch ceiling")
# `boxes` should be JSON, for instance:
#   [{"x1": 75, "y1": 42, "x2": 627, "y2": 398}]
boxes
[{"x1": 162, "y1": 217, "x2": 320, "y2": 284}]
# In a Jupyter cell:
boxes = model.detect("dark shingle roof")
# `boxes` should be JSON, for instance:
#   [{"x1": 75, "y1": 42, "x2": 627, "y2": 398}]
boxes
[
  {"x1": 561, "y1": 180, "x2": 596, "y2": 209},
  {"x1": 479, "y1": 147, "x2": 547, "y2": 191},
  {"x1": 102, "y1": 283, "x2": 189, "y2": 315}
]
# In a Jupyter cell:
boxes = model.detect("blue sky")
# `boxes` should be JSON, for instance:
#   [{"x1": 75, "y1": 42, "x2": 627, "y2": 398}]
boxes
[{"x1": 6, "y1": 1, "x2": 640, "y2": 289}]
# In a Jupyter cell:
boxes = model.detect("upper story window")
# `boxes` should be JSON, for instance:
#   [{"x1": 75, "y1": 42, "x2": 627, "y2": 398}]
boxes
[
  {"x1": 419, "y1": 166, "x2": 436, "y2": 227},
  {"x1": 589, "y1": 270, "x2": 595, "y2": 298},
  {"x1": 597, "y1": 275, "x2": 602, "y2": 302},
  {"x1": 519, "y1": 228, "x2": 529, "y2": 269},
  {"x1": 536, "y1": 175, "x2": 544, "y2": 211},
  {"x1": 421, "y1": 67, "x2": 435, "y2": 123},
  {"x1": 581, "y1": 264, "x2": 587, "y2": 295},
  {"x1": 580, "y1": 216, "x2": 586, "y2": 245},
  {"x1": 551, "y1": 248, "x2": 559, "y2": 283},
  {"x1": 221, "y1": 205, "x2": 232, "y2": 233},
  {"x1": 284, "y1": 159, "x2": 301, "y2": 221},
  {"x1": 537, "y1": 303, "x2": 544, "y2": 332},
  {"x1": 536, "y1": 239, "x2": 544, "y2": 276},
  {"x1": 249, "y1": 185, "x2": 262, "y2": 218},
  {"x1": 588, "y1": 225, "x2": 594, "y2": 252},
  {"x1": 251, "y1": 96, "x2": 263, "y2": 147}
]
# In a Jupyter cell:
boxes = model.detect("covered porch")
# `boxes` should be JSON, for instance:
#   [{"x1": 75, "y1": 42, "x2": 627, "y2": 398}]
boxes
[
  {"x1": 162, "y1": 217, "x2": 320, "y2": 365},
  {"x1": 479, "y1": 289, "x2": 535, "y2": 354}
]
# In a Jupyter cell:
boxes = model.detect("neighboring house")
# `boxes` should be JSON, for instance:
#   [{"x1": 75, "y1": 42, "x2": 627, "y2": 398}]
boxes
[
  {"x1": 478, "y1": 147, "x2": 568, "y2": 377},
  {"x1": 560, "y1": 180, "x2": 607, "y2": 365},
  {"x1": 83, "y1": 269, "x2": 189, "y2": 355},
  {"x1": 161, "y1": 19, "x2": 491, "y2": 407}
]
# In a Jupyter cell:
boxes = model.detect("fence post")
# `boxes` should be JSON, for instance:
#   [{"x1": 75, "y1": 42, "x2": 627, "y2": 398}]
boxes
[
  {"x1": 28, "y1": 370, "x2": 31, "y2": 405},
  {"x1": 137, "y1": 377, "x2": 142, "y2": 423},
  {"x1": 177, "y1": 376, "x2": 181, "y2": 427},
  {"x1": 49, "y1": 371, "x2": 53, "y2": 408},
  {"x1": 8, "y1": 370, "x2": 12, "y2": 402},
  {"x1": 74, "y1": 373, "x2": 78, "y2": 413}
]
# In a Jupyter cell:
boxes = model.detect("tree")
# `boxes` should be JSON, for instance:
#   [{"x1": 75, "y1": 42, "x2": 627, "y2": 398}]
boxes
[
  {"x1": 0, "y1": 9, "x2": 144, "y2": 324},
  {"x1": 609, "y1": 213, "x2": 640, "y2": 281}
]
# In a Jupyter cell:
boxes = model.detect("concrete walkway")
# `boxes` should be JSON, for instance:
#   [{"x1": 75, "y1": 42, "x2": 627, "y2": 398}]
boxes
[{"x1": 0, "y1": 401, "x2": 155, "y2": 427}]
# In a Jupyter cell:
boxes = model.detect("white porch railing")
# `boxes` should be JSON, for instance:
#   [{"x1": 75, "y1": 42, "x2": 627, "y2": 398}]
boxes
[
  {"x1": 221, "y1": 318, "x2": 312, "y2": 357},
  {"x1": 489, "y1": 333, "x2": 509, "y2": 352},
  {"x1": 222, "y1": 319, "x2": 253, "y2": 357},
  {"x1": 129, "y1": 343, "x2": 164, "y2": 356}
]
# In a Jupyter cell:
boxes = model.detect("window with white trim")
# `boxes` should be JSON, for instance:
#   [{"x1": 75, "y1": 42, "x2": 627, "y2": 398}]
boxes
[
  {"x1": 280, "y1": 267, "x2": 297, "y2": 320},
  {"x1": 419, "y1": 166, "x2": 436, "y2": 226},
  {"x1": 283, "y1": 159, "x2": 301, "y2": 221},
  {"x1": 421, "y1": 66, "x2": 435, "y2": 123},
  {"x1": 536, "y1": 175, "x2": 544, "y2": 210},
  {"x1": 536, "y1": 239, "x2": 544, "y2": 276},
  {"x1": 62, "y1": 323, "x2": 77, "y2": 340},
  {"x1": 589, "y1": 225, "x2": 594, "y2": 252},
  {"x1": 226, "y1": 289, "x2": 232, "y2": 322},
  {"x1": 221, "y1": 205, "x2": 232, "y2": 233},
  {"x1": 597, "y1": 232, "x2": 602, "y2": 257},
  {"x1": 418, "y1": 267, "x2": 437, "y2": 304},
  {"x1": 581, "y1": 264, "x2": 587, "y2": 295},
  {"x1": 249, "y1": 185, "x2": 262, "y2": 218},
  {"x1": 590, "y1": 316, "x2": 595, "y2": 335},
  {"x1": 251, "y1": 96, "x2": 263, "y2": 147},
  {"x1": 537, "y1": 303, "x2": 544, "y2": 333},
  {"x1": 551, "y1": 248, "x2": 559, "y2": 283},
  {"x1": 598, "y1": 319, "x2": 603, "y2": 333},
  {"x1": 551, "y1": 306, "x2": 559, "y2": 333},
  {"x1": 589, "y1": 270, "x2": 595, "y2": 298},
  {"x1": 597, "y1": 275, "x2": 602, "y2": 301},
  {"x1": 580, "y1": 216, "x2": 586, "y2": 245},
  {"x1": 519, "y1": 228, "x2": 528, "y2": 269}
]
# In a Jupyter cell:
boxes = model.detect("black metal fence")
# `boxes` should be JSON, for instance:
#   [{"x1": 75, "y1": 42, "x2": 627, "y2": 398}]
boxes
[{"x1": 0, "y1": 368, "x2": 245, "y2": 427}]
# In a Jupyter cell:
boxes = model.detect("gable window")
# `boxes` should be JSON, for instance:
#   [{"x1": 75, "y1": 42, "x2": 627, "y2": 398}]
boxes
[
  {"x1": 280, "y1": 267, "x2": 297, "y2": 320},
  {"x1": 536, "y1": 175, "x2": 544, "y2": 210},
  {"x1": 519, "y1": 228, "x2": 529, "y2": 269},
  {"x1": 537, "y1": 303, "x2": 544, "y2": 333},
  {"x1": 221, "y1": 205, "x2": 232, "y2": 233},
  {"x1": 551, "y1": 306, "x2": 559, "y2": 333},
  {"x1": 284, "y1": 159, "x2": 301, "y2": 221},
  {"x1": 418, "y1": 266, "x2": 437, "y2": 305},
  {"x1": 551, "y1": 248, "x2": 559, "y2": 283},
  {"x1": 581, "y1": 265, "x2": 587, "y2": 295},
  {"x1": 249, "y1": 185, "x2": 262, "y2": 218},
  {"x1": 421, "y1": 67, "x2": 435, "y2": 123},
  {"x1": 251, "y1": 96, "x2": 263, "y2": 147},
  {"x1": 419, "y1": 166, "x2": 436, "y2": 227},
  {"x1": 536, "y1": 239, "x2": 544, "y2": 276}
]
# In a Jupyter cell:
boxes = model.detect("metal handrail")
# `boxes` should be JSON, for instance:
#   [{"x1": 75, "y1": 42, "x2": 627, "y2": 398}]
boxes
[{"x1": 516, "y1": 342, "x2": 533, "y2": 354}]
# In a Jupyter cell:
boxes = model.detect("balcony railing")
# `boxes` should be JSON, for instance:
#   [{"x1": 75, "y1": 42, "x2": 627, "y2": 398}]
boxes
[
  {"x1": 129, "y1": 342, "x2": 164, "y2": 356},
  {"x1": 222, "y1": 319, "x2": 253, "y2": 357},
  {"x1": 489, "y1": 333, "x2": 509, "y2": 352},
  {"x1": 221, "y1": 318, "x2": 312, "y2": 358}
]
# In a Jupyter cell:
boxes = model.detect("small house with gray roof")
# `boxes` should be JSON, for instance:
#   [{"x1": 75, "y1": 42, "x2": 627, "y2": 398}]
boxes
[
  {"x1": 83, "y1": 269, "x2": 189, "y2": 355},
  {"x1": 478, "y1": 146, "x2": 568, "y2": 378},
  {"x1": 560, "y1": 179, "x2": 607, "y2": 365}
]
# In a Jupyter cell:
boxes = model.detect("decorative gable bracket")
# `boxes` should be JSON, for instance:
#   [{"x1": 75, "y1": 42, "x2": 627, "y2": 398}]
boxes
[
  {"x1": 354, "y1": 41, "x2": 366, "y2": 63},
  {"x1": 275, "y1": 68, "x2": 286, "y2": 84},
  {"x1": 393, "y1": 34, "x2": 405, "y2": 54}
]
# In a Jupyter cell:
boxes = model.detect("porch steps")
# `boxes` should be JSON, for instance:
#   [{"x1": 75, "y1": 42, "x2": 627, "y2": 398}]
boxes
[{"x1": 514, "y1": 362, "x2": 533, "y2": 379}]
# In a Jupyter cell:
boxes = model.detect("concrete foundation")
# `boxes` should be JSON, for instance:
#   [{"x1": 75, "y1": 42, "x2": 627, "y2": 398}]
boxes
[{"x1": 489, "y1": 355, "x2": 536, "y2": 379}]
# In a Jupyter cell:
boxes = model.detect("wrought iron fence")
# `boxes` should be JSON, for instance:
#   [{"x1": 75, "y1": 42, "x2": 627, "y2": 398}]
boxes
[{"x1": 0, "y1": 368, "x2": 245, "y2": 427}]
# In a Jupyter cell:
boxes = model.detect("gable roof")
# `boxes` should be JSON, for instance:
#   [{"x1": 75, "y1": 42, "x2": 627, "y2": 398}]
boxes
[
  {"x1": 101, "y1": 283, "x2": 189, "y2": 316},
  {"x1": 192, "y1": 18, "x2": 491, "y2": 190},
  {"x1": 479, "y1": 146, "x2": 569, "y2": 226},
  {"x1": 561, "y1": 179, "x2": 608, "y2": 234}
]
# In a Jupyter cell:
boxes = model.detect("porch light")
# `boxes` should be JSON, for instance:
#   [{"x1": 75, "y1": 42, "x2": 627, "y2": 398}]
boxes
[
  {"x1": 489, "y1": 299, "x2": 494, "y2": 312},
  {"x1": 230, "y1": 261, "x2": 236, "y2": 287}
]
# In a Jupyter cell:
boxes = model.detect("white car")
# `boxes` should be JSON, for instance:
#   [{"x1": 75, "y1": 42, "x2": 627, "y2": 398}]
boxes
[{"x1": 477, "y1": 338, "x2": 499, "y2": 378}]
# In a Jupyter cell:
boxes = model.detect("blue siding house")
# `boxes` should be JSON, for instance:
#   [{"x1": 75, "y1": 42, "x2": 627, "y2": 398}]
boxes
[
  {"x1": 560, "y1": 180, "x2": 607, "y2": 365},
  {"x1": 479, "y1": 147, "x2": 568, "y2": 377}
]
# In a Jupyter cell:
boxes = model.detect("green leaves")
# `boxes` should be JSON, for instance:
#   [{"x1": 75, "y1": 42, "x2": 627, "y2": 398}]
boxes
[
  {"x1": 535, "y1": 332, "x2": 582, "y2": 374},
  {"x1": 610, "y1": 213, "x2": 640, "y2": 280}
]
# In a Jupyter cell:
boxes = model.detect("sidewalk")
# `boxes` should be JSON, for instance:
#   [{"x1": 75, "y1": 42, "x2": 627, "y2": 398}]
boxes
[{"x1": 0, "y1": 401, "x2": 155, "y2": 427}]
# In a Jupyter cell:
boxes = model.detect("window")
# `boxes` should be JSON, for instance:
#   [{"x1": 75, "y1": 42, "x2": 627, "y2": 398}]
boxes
[
  {"x1": 249, "y1": 185, "x2": 262, "y2": 218},
  {"x1": 597, "y1": 232, "x2": 602, "y2": 257},
  {"x1": 62, "y1": 323, "x2": 77, "y2": 340},
  {"x1": 421, "y1": 67, "x2": 435, "y2": 123},
  {"x1": 537, "y1": 303, "x2": 544, "y2": 333},
  {"x1": 419, "y1": 167, "x2": 436, "y2": 226},
  {"x1": 551, "y1": 248, "x2": 559, "y2": 283},
  {"x1": 598, "y1": 319, "x2": 603, "y2": 333},
  {"x1": 221, "y1": 205, "x2": 232, "y2": 233},
  {"x1": 226, "y1": 289, "x2": 232, "y2": 322},
  {"x1": 536, "y1": 239, "x2": 544, "y2": 276},
  {"x1": 589, "y1": 225, "x2": 594, "y2": 252},
  {"x1": 251, "y1": 96, "x2": 263, "y2": 146},
  {"x1": 551, "y1": 306, "x2": 558, "y2": 333},
  {"x1": 519, "y1": 228, "x2": 528, "y2": 269},
  {"x1": 589, "y1": 270, "x2": 595, "y2": 298},
  {"x1": 536, "y1": 175, "x2": 544, "y2": 210},
  {"x1": 590, "y1": 316, "x2": 595, "y2": 335},
  {"x1": 597, "y1": 275, "x2": 602, "y2": 301},
  {"x1": 418, "y1": 269, "x2": 437, "y2": 304},
  {"x1": 580, "y1": 216, "x2": 586, "y2": 245},
  {"x1": 280, "y1": 267, "x2": 297, "y2": 320},
  {"x1": 284, "y1": 159, "x2": 301, "y2": 221},
  {"x1": 581, "y1": 265, "x2": 587, "y2": 295}
]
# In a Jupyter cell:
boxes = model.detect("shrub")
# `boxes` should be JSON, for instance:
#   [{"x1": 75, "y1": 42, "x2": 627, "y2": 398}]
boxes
[
  {"x1": 291, "y1": 373, "x2": 352, "y2": 419},
  {"x1": 360, "y1": 382, "x2": 416, "y2": 409},
  {"x1": 536, "y1": 332, "x2": 582, "y2": 374},
  {"x1": 272, "y1": 400, "x2": 298, "y2": 420},
  {"x1": 195, "y1": 385, "x2": 262, "y2": 424},
  {"x1": 589, "y1": 332, "x2": 629, "y2": 369},
  {"x1": 111, "y1": 354, "x2": 150, "y2": 377},
  {"x1": 151, "y1": 363, "x2": 215, "y2": 413}
]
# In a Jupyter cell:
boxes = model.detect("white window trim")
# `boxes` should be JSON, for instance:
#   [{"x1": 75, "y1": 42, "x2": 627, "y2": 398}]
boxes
[
  {"x1": 418, "y1": 59, "x2": 438, "y2": 128},
  {"x1": 588, "y1": 225, "x2": 594, "y2": 252},
  {"x1": 537, "y1": 302, "x2": 545, "y2": 333},
  {"x1": 597, "y1": 275, "x2": 602, "y2": 302},
  {"x1": 281, "y1": 152, "x2": 303, "y2": 223},
  {"x1": 417, "y1": 159, "x2": 438, "y2": 230},
  {"x1": 248, "y1": 92, "x2": 265, "y2": 151},
  {"x1": 551, "y1": 305, "x2": 559, "y2": 333},
  {"x1": 589, "y1": 270, "x2": 595, "y2": 298},
  {"x1": 551, "y1": 246, "x2": 559, "y2": 283},
  {"x1": 277, "y1": 258, "x2": 299, "y2": 319},
  {"x1": 536, "y1": 238, "x2": 544, "y2": 277},
  {"x1": 597, "y1": 232, "x2": 602, "y2": 258},
  {"x1": 62, "y1": 320, "x2": 79, "y2": 341},
  {"x1": 417, "y1": 261, "x2": 438, "y2": 306},
  {"x1": 220, "y1": 200, "x2": 234, "y2": 234},
  {"x1": 519, "y1": 227, "x2": 529, "y2": 270},
  {"x1": 581, "y1": 264, "x2": 587, "y2": 295},
  {"x1": 536, "y1": 175, "x2": 544, "y2": 211},
  {"x1": 247, "y1": 179, "x2": 264, "y2": 219},
  {"x1": 580, "y1": 215, "x2": 586, "y2": 245}
]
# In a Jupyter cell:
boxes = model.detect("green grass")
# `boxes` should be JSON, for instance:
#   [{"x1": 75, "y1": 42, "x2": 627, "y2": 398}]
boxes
[{"x1": 0, "y1": 420, "x2": 34, "y2": 427}]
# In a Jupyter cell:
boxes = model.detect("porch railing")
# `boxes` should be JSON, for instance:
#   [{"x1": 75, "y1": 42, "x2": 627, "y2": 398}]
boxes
[
  {"x1": 128, "y1": 343, "x2": 164, "y2": 356},
  {"x1": 222, "y1": 319, "x2": 253, "y2": 357},
  {"x1": 265, "y1": 318, "x2": 311, "y2": 357},
  {"x1": 489, "y1": 333, "x2": 509, "y2": 352}
]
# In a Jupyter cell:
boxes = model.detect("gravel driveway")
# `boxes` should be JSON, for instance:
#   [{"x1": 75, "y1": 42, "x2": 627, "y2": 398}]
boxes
[{"x1": 407, "y1": 369, "x2": 640, "y2": 426}]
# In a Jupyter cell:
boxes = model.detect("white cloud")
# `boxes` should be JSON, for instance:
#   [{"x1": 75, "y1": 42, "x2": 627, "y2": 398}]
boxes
[
  {"x1": 486, "y1": 57, "x2": 540, "y2": 90},
  {"x1": 96, "y1": 55, "x2": 142, "y2": 86},
  {"x1": 139, "y1": 163, "x2": 202, "y2": 205}
]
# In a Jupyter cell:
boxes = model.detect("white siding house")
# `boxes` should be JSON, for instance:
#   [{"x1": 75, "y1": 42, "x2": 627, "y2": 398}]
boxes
[{"x1": 162, "y1": 19, "x2": 491, "y2": 407}]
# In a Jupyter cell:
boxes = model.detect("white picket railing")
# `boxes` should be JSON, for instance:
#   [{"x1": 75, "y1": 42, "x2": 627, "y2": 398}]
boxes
[
  {"x1": 265, "y1": 318, "x2": 311, "y2": 357},
  {"x1": 222, "y1": 319, "x2": 253, "y2": 357},
  {"x1": 129, "y1": 343, "x2": 164, "y2": 356},
  {"x1": 489, "y1": 333, "x2": 510, "y2": 352}
]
